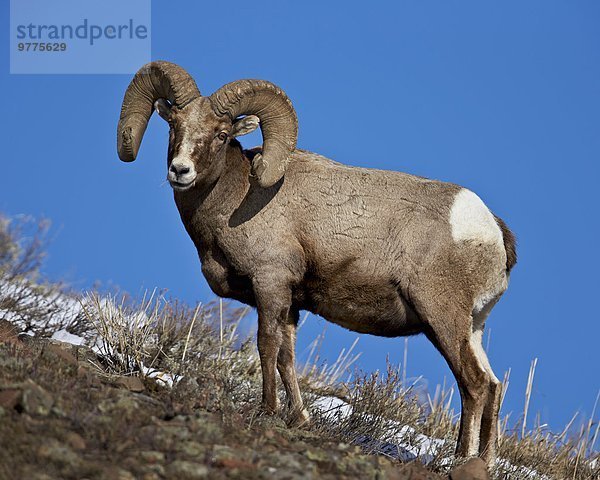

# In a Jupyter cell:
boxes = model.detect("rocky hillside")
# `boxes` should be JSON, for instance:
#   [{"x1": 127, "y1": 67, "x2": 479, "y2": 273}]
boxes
[
  {"x1": 0, "y1": 318, "x2": 491, "y2": 480},
  {"x1": 0, "y1": 216, "x2": 597, "y2": 480}
]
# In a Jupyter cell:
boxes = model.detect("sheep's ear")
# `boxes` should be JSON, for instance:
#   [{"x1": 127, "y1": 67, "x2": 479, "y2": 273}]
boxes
[
  {"x1": 231, "y1": 115, "x2": 259, "y2": 137},
  {"x1": 154, "y1": 99, "x2": 172, "y2": 121}
]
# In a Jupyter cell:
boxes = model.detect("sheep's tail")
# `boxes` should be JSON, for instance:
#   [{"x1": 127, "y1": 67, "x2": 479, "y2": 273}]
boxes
[{"x1": 494, "y1": 215, "x2": 517, "y2": 272}]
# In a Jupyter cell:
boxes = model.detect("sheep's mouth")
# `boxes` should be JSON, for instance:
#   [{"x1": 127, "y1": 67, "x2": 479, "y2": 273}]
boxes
[{"x1": 169, "y1": 179, "x2": 196, "y2": 192}]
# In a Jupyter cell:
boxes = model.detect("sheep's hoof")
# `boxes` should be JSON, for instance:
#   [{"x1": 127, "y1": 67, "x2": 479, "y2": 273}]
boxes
[
  {"x1": 259, "y1": 398, "x2": 280, "y2": 416},
  {"x1": 258, "y1": 408, "x2": 277, "y2": 417},
  {"x1": 287, "y1": 408, "x2": 310, "y2": 428}
]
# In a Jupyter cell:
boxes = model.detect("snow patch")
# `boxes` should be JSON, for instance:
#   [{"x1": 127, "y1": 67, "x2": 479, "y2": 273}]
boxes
[{"x1": 51, "y1": 329, "x2": 85, "y2": 346}]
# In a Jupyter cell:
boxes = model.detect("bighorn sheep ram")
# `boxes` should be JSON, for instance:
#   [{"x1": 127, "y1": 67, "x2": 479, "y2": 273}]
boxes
[{"x1": 117, "y1": 61, "x2": 516, "y2": 467}]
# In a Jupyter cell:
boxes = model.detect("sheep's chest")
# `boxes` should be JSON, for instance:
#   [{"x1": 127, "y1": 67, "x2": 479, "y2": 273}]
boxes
[{"x1": 199, "y1": 248, "x2": 255, "y2": 305}]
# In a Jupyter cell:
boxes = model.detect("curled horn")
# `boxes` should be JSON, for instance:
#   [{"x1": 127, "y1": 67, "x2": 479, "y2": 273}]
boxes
[
  {"x1": 117, "y1": 61, "x2": 200, "y2": 162},
  {"x1": 210, "y1": 80, "x2": 297, "y2": 188}
]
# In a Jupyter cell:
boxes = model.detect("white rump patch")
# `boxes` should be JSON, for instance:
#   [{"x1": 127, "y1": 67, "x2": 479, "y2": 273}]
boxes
[{"x1": 449, "y1": 189, "x2": 502, "y2": 245}]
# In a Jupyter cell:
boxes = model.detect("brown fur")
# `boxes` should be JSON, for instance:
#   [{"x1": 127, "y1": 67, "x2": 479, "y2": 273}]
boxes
[{"x1": 118, "y1": 81, "x2": 516, "y2": 470}]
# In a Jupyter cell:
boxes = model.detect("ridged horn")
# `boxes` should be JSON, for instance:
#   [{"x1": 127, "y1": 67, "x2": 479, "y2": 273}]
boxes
[
  {"x1": 117, "y1": 61, "x2": 200, "y2": 162},
  {"x1": 209, "y1": 80, "x2": 297, "y2": 187}
]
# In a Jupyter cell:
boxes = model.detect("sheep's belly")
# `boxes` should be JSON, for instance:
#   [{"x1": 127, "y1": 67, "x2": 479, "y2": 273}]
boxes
[{"x1": 301, "y1": 282, "x2": 423, "y2": 338}]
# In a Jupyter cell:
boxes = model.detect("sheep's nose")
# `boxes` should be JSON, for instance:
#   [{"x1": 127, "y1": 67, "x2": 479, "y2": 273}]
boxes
[{"x1": 170, "y1": 163, "x2": 190, "y2": 176}]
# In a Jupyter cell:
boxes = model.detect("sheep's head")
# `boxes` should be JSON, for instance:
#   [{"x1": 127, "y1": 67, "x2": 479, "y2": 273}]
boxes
[
  {"x1": 117, "y1": 61, "x2": 298, "y2": 189},
  {"x1": 154, "y1": 97, "x2": 260, "y2": 192}
]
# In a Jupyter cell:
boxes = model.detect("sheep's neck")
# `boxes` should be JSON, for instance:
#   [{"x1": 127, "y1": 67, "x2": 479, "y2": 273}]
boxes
[{"x1": 173, "y1": 144, "x2": 251, "y2": 248}]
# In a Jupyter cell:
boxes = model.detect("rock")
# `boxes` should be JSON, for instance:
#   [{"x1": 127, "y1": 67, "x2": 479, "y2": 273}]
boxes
[
  {"x1": 37, "y1": 439, "x2": 80, "y2": 468},
  {"x1": 45, "y1": 342, "x2": 79, "y2": 367},
  {"x1": 0, "y1": 388, "x2": 21, "y2": 409},
  {"x1": 253, "y1": 413, "x2": 287, "y2": 429},
  {"x1": 109, "y1": 468, "x2": 136, "y2": 480},
  {"x1": 20, "y1": 379, "x2": 53, "y2": 416},
  {"x1": 26, "y1": 473, "x2": 55, "y2": 480},
  {"x1": 139, "y1": 450, "x2": 165, "y2": 463},
  {"x1": 155, "y1": 423, "x2": 192, "y2": 446},
  {"x1": 161, "y1": 424, "x2": 191, "y2": 441},
  {"x1": 64, "y1": 431, "x2": 86, "y2": 451},
  {"x1": 99, "y1": 467, "x2": 136, "y2": 480},
  {"x1": 29, "y1": 474, "x2": 54, "y2": 480},
  {"x1": 217, "y1": 457, "x2": 255, "y2": 470},
  {"x1": 180, "y1": 441, "x2": 207, "y2": 457},
  {"x1": 346, "y1": 455, "x2": 379, "y2": 479},
  {"x1": 213, "y1": 445, "x2": 238, "y2": 458},
  {"x1": 190, "y1": 412, "x2": 222, "y2": 443},
  {"x1": 51, "y1": 405, "x2": 67, "y2": 418},
  {"x1": 166, "y1": 460, "x2": 209, "y2": 479},
  {"x1": 98, "y1": 393, "x2": 141, "y2": 416},
  {"x1": 450, "y1": 458, "x2": 490, "y2": 480},
  {"x1": 140, "y1": 463, "x2": 165, "y2": 477},
  {"x1": 385, "y1": 461, "x2": 444, "y2": 480},
  {"x1": 269, "y1": 452, "x2": 306, "y2": 474},
  {"x1": 211, "y1": 444, "x2": 236, "y2": 463},
  {"x1": 305, "y1": 449, "x2": 328, "y2": 462},
  {"x1": 115, "y1": 376, "x2": 145, "y2": 392},
  {"x1": 141, "y1": 474, "x2": 161, "y2": 480}
]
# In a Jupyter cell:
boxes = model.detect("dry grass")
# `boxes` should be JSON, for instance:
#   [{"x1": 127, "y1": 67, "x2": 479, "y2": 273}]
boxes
[
  {"x1": 307, "y1": 343, "x2": 599, "y2": 479},
  {"x1": 80, "y1": 290, "x2": 255, "y2": 387},
  {"x1": 298, "y1": 321, "x2": 362, "y2": 390},
  {"x1": 492, "y1": 361, "x2": 600, "y2": 479},
  {"x1": 0, "y1": 215, "x2": 92, "y2": 339},
  {"x1": 311, "y1": 362, "x2": 434, "y2": 452},
  {"x1": 1, "y1": 213, "x2": 598, "y2": 479}
]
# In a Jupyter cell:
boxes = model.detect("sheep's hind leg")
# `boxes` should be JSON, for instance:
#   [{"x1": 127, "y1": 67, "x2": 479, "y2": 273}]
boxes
[
  {"x1": 423, "y1": 307, "x2": 492, "y2": 461},
  {"x1": 277, "y1": 309, "x2": 310, "y2": 427},
  {"x1": 472, "y1": 304, "x2": 502, "y2": 466}
]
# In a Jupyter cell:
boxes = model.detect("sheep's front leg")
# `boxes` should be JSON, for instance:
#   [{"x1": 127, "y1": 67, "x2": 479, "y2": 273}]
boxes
[
  {"x1": 254, "y1": 275, "x2": 290, "y2": 415},
  {"x1": 277, "y1": 310, "x2": 310, "y2": 427},
  {"x1": 257, "y1": 314, "x2": 282, "y2": 414}
]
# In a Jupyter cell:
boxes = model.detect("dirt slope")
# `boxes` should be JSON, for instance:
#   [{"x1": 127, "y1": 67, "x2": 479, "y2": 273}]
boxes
[{"x1": 0, "y1": 319, "x2": 492, "y2": 480}]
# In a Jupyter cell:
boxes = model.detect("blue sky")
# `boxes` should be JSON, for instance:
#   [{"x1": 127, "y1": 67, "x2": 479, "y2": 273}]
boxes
[{"x1": 1, "y1": 1, "x2": 599, "y2": 434}]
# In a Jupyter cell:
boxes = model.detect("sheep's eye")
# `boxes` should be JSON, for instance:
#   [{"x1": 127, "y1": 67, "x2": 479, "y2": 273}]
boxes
[{"x1": 217, "y1": 132, "x2": 228, "y2": 142}]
